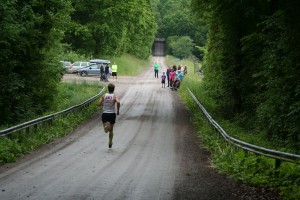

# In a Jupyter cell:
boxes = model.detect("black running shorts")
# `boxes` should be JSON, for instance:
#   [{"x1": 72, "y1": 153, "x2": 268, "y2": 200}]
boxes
[
  {"x1": 112, "y1": 72, "x2": 117, "y2": 76},
  {"x1": 102, "y1": 113, "x2": 116, "y2": 124}
]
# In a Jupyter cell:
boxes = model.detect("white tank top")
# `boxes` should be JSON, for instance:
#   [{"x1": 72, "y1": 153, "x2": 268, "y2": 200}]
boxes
[{"x1": 103, "y1": 93, "x2": 115, "y2": 113}]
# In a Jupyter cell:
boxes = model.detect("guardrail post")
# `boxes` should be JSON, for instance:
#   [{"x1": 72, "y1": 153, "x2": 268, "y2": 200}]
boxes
[
  {"x1": 48, "y1": 119, "x2": 53, "y2": 126},
  {"x1": 34, "y1": 124, "x2": 38, "y2": 133},
  {"x1": 275, "y1": 159, "x2": 281, "y2": 170}
]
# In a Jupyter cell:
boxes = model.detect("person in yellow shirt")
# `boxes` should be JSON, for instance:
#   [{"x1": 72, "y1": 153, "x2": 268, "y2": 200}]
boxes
[{"x1": 111, "y1": 62, "x2": 118, "y2": 81}]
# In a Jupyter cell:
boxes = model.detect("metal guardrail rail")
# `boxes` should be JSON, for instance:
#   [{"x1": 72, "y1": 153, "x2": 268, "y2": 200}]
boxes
[
  {"x1": 188, "y1": 88, "x2": 300, "y2": 166},
  {"x1": 0, "y1": 87, "x2": 105, "y2": 137}
]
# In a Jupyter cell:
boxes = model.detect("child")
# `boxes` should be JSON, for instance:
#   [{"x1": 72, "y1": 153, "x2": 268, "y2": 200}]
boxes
[{"x1": 161, "y1": 72, "x2": 166, "y2": 88}]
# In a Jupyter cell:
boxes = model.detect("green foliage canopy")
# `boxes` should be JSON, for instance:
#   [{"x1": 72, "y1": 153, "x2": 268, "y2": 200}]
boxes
[
  {"x1": 167, "y1": 36, "x2": 195, "y2": 59},
  {"x1": 0, "y1": 0, "x2": 73, "y2": 125},
  {"x1": 154, "y1": 0, "x2": 207, "y2": 59},
  {"x1": 65, "y1": 0, "x2": 157, "y2": 59}
]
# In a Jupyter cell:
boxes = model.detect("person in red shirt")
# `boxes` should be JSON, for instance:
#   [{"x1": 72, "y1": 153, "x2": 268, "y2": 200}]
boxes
[{"x1": 169, "y1": 69, "x2": 176, "y2": 89}]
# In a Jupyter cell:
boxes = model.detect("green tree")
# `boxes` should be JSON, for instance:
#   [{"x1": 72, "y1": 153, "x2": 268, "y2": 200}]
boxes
[
  {"x1": 65, "y1": 0, "x2": 157, "y2": 59},
  {"x1": 191, "y1": 0, "x2": 300, "y2": 147},
  {"x1": 154, "y1": 0, "x2": 207, "y2": 59},
  {"x1": 0, "y1": 0, "x2": 72, "y2": 125},
  {"x1": 168, "y1": 36, "x2": 195, "y2": 59},
  {"x1": 253, "y1": 2, "x2": 300, "y2": 146}
]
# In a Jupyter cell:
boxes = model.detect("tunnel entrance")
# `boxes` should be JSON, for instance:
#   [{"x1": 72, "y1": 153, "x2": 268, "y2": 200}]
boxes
[{"x1": 152, "y1": 38, "x2": 166, "y2": 56}]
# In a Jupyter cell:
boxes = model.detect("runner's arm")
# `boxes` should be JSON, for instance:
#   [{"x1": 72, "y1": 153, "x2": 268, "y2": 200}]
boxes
[
  {"x1": 98, "y1": 96, "x2": 104, "y2": 107},
  {"x1": 115, "y1": 96, "x2": 120, "y2": 115}
]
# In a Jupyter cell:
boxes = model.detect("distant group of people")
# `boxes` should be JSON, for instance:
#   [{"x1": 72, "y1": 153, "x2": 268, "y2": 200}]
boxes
[
  {"x1": 100, "y1": 62, "x2": 118, "y2": 82},
  {"x1": 154, "y1": 62, "x2": 187, "y2": 90}
]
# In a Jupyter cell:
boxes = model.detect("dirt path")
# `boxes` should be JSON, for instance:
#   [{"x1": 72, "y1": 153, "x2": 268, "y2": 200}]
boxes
[{"x1": 0, "y1": 57, "x2": 279, "y2": 200}]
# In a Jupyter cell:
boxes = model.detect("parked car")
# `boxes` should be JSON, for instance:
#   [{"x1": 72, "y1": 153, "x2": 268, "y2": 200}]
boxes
[
  {"x1": 77, "y1": 64, "x2": 101, "y2": 76},
  {"x1": 60, "y1": 61, "x2": 72, "y2": 73},
  {"x1": 68, "y1": 61, "x2": 90, "y2": 73}
]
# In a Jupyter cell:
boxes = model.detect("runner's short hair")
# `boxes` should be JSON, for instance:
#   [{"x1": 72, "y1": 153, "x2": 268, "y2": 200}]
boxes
[{"x1": 108, "y1": 83, "x2": 115, "y2": 93}]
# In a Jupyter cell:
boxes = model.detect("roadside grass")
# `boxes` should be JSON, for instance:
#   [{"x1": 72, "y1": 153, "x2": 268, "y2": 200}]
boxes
[
  {"x1": 165, "y1": 55, "x2": 194, "y2": 69},
  {"x1": 0, "y1": 54, "x2": 152, "y2": 164},
  {"x1": 108, "y1": 53, "x2": 152, "y2": 76},
  {"x1": 0, "y1": 81, "x2": 102, "y2": 164},
  {"x1": 177, "y1": 65, "x2": 300, "y2": 199},
  {"x1": 49, "y1": 81, "x2": 103, "y2": 111}
]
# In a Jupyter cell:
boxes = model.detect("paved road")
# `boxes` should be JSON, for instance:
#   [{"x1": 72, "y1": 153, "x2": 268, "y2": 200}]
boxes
[{"x1": 0, "y1": 57, "x2": 278, "y2": 200}]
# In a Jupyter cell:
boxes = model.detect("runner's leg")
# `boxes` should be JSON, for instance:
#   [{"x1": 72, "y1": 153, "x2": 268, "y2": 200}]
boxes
[
  {"x1": 109, "y1": 124, "x2": 114, "y2": 148},
  {"x1": 103, "y1": 121, "x2": 110, "y2": 133}
]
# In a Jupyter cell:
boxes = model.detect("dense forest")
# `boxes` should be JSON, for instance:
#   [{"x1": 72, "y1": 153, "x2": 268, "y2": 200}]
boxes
[
  {"x1": 191, "y1": 0, "x2": 300, "y2": 149},
  {"x1": 1, "y1": 0, "x2": 299, "y2": 150}
]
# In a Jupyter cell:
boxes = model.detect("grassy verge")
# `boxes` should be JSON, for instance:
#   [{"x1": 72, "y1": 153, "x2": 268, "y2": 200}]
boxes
[
  {"x1": 165, "y1": 55, "x2": 195, "y2": 70},
  {"x1": 104, "y1": 53, "x2": 152, "y2": 76},
  {"x1": 177, "y1": 61, "x2": 300, "y2": 199},
  {"x1": 0, "y1": 81, "x2": 102, "y2": 163}
]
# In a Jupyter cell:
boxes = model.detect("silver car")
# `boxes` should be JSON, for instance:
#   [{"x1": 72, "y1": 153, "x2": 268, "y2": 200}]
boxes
[
  {"x1": 77, "y1": 64, "x2": 101, "y2": 76},
  {"x1": 68, "y1": 61, "x2": 90, "y2": 74}
]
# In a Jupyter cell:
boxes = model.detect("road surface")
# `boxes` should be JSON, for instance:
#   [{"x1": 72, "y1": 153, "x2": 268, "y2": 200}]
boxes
[{"x1": 0, "y1": 57, "x2": 279, "y2": 200}]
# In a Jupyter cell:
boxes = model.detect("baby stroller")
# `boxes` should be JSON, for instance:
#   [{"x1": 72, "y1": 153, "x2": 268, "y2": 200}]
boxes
[{"x1": 172, "y1": 79, "x2": 181, "y2": 91}]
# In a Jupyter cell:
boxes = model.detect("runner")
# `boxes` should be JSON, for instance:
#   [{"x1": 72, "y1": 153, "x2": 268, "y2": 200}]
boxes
[{"x1": 98, "y1": 83, "x2": 120, "y2": 148}]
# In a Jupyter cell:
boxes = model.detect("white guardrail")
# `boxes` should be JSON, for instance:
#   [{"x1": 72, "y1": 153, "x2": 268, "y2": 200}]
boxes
[
  {"x1": 0, "y1": 88, "x2": 105, "y2": 137},
  {"x1": 188, "y1": 88, "x2": 300, "y2": 167}
]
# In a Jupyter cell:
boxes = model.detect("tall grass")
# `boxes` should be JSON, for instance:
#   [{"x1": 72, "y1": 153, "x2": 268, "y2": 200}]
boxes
[
  {"x1": 107, "y1": 53, "x2": 152, "y2": 76},
  {"x1": 165, "y1": 55, "x2": 194, "y2": 69},
  {"x1": 50, "y1": 81, "x2": 102, "y2": 111},
  {"x1": 178, "y1": 65, "x2": 300, "y2": 200}
]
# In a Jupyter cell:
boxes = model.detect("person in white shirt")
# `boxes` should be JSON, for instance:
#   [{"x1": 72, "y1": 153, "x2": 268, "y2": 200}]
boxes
[{"x1": 98, "y1": 83, "x2": 120, "y2": 148}]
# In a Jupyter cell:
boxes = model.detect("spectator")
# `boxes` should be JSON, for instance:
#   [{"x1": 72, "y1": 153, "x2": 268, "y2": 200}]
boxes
[{"x1": 112, "y1": 62, "x2": 118, "y2": 81}]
